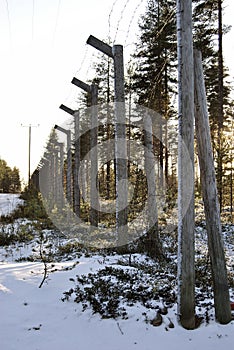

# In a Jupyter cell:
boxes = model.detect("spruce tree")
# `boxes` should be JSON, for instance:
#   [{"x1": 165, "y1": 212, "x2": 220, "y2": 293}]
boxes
[
  {"x1": 10, "y1": 167, "x2": 21, "y2": 193},
  {"x1": 193, "y1": 0, "x2": 232, "y2": 211},
  {"x1": 132, "y1": 0, "x2": 177, "y2": 192},
  {"x1": 0, "y1": 159, "x2": 21, "y2": 193},
  {"x1": 132, "y1": 0, "x2": 177, "y2": 111}
]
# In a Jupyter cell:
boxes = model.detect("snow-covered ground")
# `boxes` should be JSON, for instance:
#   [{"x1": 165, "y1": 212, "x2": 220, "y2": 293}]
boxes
[
  {"x1": 0, "y1": 193, "x2": 23, "y2": 216},
  {"x1": 0, "y1": 254, "x2": 234, "y2": 350},
  {"x1": 0, "y1": 194, "x2": 234, "y2": 350}
]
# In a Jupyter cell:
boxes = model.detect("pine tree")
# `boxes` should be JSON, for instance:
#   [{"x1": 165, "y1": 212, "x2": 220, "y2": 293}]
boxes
[
  {"x1": 0, "y1": 159, "x2": 11, "y2": 193},
  {"x1": 78, "y1": 51, "x2": 115, "y2": 203},
  {"x1": 10, "y1": 167, "x2": 21, "y2": 193},
  {"x1": 129, "y1": 0, "x2": 178, "y2": 259},
  {"x1": 0, "y1": 159, "x2": 21, "y2": 193},
  {"x1": 193, "y1": 0, "x2": 232, "y2": 210},
  {"x1": 132, "y1": 0, "x2": 177, "y2": 111}
]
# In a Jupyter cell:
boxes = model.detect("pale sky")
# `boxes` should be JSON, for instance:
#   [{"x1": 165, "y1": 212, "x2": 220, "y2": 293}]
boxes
[{"x1": 0, "y1": 0, "x2": 233, "y2": 184}]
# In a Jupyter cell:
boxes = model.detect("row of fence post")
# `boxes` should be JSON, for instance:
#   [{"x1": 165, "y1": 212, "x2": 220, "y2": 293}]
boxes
[{"x1": 31, "y1": 29, "x2": 232, "y2": 328}]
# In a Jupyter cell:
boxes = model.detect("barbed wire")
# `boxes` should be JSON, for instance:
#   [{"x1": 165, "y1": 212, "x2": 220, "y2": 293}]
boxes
[
  {"x1": 113, "y1": 0, "x2": 131, "y2": 43},
  {"x1": 108, "y1": 0, "x2": 119, "y2": 44},
  {"x1": 124, "y1": 42, "x2": 137, "y2": 48},
  {"x1": 124, "y1": 0, "x2": 146, "y2": 46},
  {"x1": 75, "y1": 44, "x2": 89, "y2": 76},
  {"x1": 63, "y1": 44, "x2": 92, "y2": 105},
  {"x1": 85, "y1": 51, "x2": 97, "y2": 80}
]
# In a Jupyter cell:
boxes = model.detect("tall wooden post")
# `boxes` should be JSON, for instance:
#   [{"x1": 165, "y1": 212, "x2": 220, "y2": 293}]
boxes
[
  {"x1": 60, "y1": 104, "x2": 81, "y2": 217},
  {"x1": 112, "y1": 44, "x2": 128, "y2": 245},
  {"x1": 71, "y1": 78, "x2": 99, "y2": 227},
  {"x1": 194, "y1": 49, "x2": 231, "y2": 324},
  {"x1": 39, "y1": 158, "x2": 49, "y2": 197},
  {"x1": 54, "y1": 125, "x2": 72, "y2": 206},
  {"x1": 231, "y1": 118, "x2": 233, "y2": 223},
  {"x1": 54, "y1": 147, "x2": 59, "y2": 205},
  {"x1": 46, "y1": 151, "x2": 52, "y2": 203},
  {"x1": 87, "y1": 35, "x2": 128, "y2": 244},
  {"x1": 176, "y1": 0, "x2": 195, "y2": 329},
  {"x1": 90, "y1": 84, "x2": 99, "y2": 227},
  {"x1": 57, "y1": 142, "x2": 64, "y2": 210},
  {"x1": 144, "y1": 114, "x2": 162, "y2": 258},
  {"x1": 66, "y1": 129, "x2": 72, "y2": 206},
  {"x1": 74, "y1": 110, "x2": 81, "y2": 218}
]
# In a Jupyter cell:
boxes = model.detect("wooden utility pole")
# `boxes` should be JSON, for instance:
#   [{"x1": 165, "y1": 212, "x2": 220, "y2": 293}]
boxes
[
  {"x1": 176, "y1": 0, "x2": 195, "y2": 329},
  {"x1": 87, "y1": 35, "x2": 128, "y2": 245},
  {"x1": 21, "y1": 124, "x2": 39, "y2": 186},
  {"x1": 194, "y1": 49, "x2": 232, "y2": 325},
  {"x1": 28, "y1": 125, "x2": 32, "y2": 186},
  {"x1": 71, "y1": 78, "x2": 99, "y2": 227}
]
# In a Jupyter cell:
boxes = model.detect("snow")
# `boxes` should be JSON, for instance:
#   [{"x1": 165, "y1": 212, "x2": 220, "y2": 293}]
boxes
[
  {"x1": 0, "y1": 257, "x2": 234, "y2": 350},
  {"x1": 0, "y1": 195, "x2": 234, "y2": 349},
  {"x1": 0, "y1": 252, "x2": 233, "y2": 350},
  {"x1": 0, "y1": 193, "x2": 23, "y2": 216}
]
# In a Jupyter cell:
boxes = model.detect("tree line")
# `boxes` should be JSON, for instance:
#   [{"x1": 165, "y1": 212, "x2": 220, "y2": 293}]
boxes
[
  {"x1": 0, "y1": 159, "x2": 21, "y2": 193},
  {"x1": 81, "y1": 0, "x2": 233, "y2": 217},
  {"x1": 29, "y1": 0, "x2": 233, "y2": 330},
  {"x1": 33, "y1": 0, "x2": 234, "y2": 235},
  {"x1": 132, "y1": 0, "x2": 233, "y2": 214}
]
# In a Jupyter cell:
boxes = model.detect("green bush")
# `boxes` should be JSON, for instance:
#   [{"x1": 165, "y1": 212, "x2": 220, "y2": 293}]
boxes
[
  {"x1": 0, "y1": 222, "x2": 34, "y2": 246},
  {"x1": 62, "y1": 265, "x2": 176, "y2": 319}
]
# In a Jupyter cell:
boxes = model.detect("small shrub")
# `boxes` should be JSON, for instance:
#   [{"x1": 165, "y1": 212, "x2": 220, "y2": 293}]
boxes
[
  {"x1": 0, "y1": 226, "x2": 16, "y2": 246},
  {"x1": 62, "y1": 265, "x2": 176, "y2": 319},
  {"x1": 57, "y1": 242, "x2": 84, "y2": 257},
  {"x1": 0, "y1": 222, "x2": 34, "y2": 246}
]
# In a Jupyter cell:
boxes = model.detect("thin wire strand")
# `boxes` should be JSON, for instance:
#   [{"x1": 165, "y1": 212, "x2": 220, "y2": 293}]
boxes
[
  {"x1": 52, "y1": 0, "x2": 61, "y2": 46},
  {"x1": 113, "y1": 0, "x2": 131, "y2": 43},
  {"x1": 64, "y1": 44, "x2": 89, "y2": 104},
  {"x1": 85, "y1": 52, "x2": 96, "y2": 80},
  {"x1": 124, "y1": 0, "x2": 145, "y2": 46},
  {"x1": 76, "y1": 44, "x2": 89, "y2": 76},
  {"x1": 32, "y1": 0, "x2": 35, "y2": 42},
  {"x1": 108, "y1": 0, "x2": 119, "y2": 44},
  {"x1": 5, "y1": 0, "x2": 12, "y2": 46}
]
